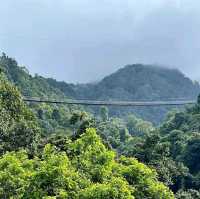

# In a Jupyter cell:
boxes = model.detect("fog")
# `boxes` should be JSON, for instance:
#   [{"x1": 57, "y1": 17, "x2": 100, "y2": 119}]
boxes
[{"x1": 1, "y1": 0, "x2": 200, "y2": 83}]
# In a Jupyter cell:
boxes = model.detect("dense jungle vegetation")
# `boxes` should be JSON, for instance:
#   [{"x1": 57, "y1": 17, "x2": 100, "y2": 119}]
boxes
[{"x1": 1, "y1": 54, "x2": 200, "y2": 198}]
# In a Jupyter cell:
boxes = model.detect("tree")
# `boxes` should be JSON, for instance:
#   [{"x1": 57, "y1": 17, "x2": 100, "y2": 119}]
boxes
[
  {"x1": 126, "y1": 114, "x2": 154, "y2": 136},
  {"x1": 119, "y1": 127, "x2": 130, "y2": 142},
  {"x1": 0, "y1": 150, "x2": 32, "y2": 198},
  {"x1": 0, "y1": 146, "x2": 89, "y2": 199},
  {"x1": 165, "y1": 130, "x2": 186, "y2": 159},
  {"x1": 79, "y1": 178, "x2": 133, "y2": 199},
  {"x1": 183, "y1": 135, "x2": 200, "y2": 174},
  {"x1": 0, "y1": 128, "x2": 174, "y2": 199},
  {"x1": 118, "y1": 156, "x2": 174, "y2": 199},
  {"x1": 176, "y1": 189, "x2": 200, "y2": 199},
  {"x1": 100, "y1": 106, "x2": 109, "y2": 122},
  {"x1": 69, "y1": 128, "x2": 174, "y2": 199},
  {"x1": 37, "y1": 109, "x2": 44, "y2": 120},
  {"x1": 52, "y1": 109, "x2": 61, "y2": 121},
  {"x1": 0, "y1": 75, "x2": 40, "y2": 155},
  {"x1": 197, "y1": 94, "x2": 200, "y2": 105}
]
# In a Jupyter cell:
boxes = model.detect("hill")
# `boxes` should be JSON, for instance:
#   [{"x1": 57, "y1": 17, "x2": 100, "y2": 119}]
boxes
[
  {"x1": 0, "y1": 53, "x2": 66, "y2": 99},
  {"x1": 89, "y1": 64, "x2": 199, "y2": 100},
  {"x1": 0, "y1": 61, "x2": 174, "y2": 199},
  {"x1": 1, "y1": 53, "x2": 199, "y2": 123},
  {"x1": 0, "y1": 53, "x2": 155, "y2": 140},
  {"x1": 47, "y1": 64, "x2": 200, "y2": 123},
  {"x1": 1, "y1": 53, "x2": 200, "y2": 197}
]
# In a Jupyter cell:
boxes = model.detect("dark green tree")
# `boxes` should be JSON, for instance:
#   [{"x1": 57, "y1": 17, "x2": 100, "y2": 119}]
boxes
[{"x1": 100, "y1": 106, "x2": 109, "y2": 122}]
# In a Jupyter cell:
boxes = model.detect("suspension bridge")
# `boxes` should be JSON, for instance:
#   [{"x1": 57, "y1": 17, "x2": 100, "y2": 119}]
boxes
[{"x1": 23, "y1": 97, "x2": 196, "y2": 107}]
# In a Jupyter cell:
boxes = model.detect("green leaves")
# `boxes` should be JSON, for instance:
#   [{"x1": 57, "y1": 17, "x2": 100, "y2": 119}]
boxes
[
  {"x1": 0, "y1": 76, "x2": 40, "y2": 155},
  {"x1": 79, "y1": 177, "x2": 134, "y2": 199},
  {"x1": 69, "y1": 128, "x2": 174, "y2": 199},
  {"x1": 0, "y1": 57, "x2": 177, "y2": 198},
  {"x1": 0, "y1": 150, "x2": 33, "y2": 198},
  {"x1": 0, "y1": 129, "x2": 174, "y2": 198},
  {"x1": 0, "y1": 145, "x2": 89, "y2": 199}
]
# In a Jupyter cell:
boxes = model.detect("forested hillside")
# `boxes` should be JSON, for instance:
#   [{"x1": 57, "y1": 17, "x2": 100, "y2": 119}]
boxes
[
  {"x1": 1, "y1": 53, "x2": 200, "y2": 198},
  {"x1": 77, "y1": 64, "x2": 199, "y2": 100},
  {"x1": 47, "y1": 64, "x2": 200, "y2": 123},
  {"x1": 0, "y1": 53, "x2": 154, "y2": 147},
  {"x1": 0, "y1": 65, "x2": 174, "y2": 198},
  {"x1": 0, "y1": 53, "x2": 67, "y2": 98},
  {"x1": 122, "y1": 102, "x2": 200, "y2": 198},
  {"x1": 1, "y1": 53, "x2": 199, "y2": 124}
]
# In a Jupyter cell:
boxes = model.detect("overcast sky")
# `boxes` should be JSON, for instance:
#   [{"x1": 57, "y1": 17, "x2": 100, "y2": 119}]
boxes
[{"x1": 0, "y1": 0, "x2": 200, "y2": 83}]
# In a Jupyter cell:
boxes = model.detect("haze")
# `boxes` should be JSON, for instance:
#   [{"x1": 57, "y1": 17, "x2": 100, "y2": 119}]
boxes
[{"x1": 1, "y1": 0, "x2": 200, "y2": 83}]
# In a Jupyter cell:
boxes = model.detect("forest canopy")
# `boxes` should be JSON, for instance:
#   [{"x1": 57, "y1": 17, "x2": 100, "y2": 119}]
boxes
[
  {"x1": 1, "y1": 54, "x2": 200, "y2": 198},
  {"x1": 0, "y1": 73, "x2": 174, "y2": 198}
]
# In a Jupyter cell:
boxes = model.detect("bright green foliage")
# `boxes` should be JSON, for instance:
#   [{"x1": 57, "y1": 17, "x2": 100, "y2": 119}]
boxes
[
  {"x1": 118, "y1": 156, "x2": 174, "y2": 199},
  {"x1": 70, "y1": 128, "x2": 116, "y2": 183},
  {"x1": 0, "y1": 145, "x2": 90, "y2": 199},
  {"x1": 79, "y1": 177, "x2": 134, "y2": 199},
  {"x1": 70, "y1": 128, "x2": 174, "y2": 198},
  {"x1": 23, "y1": 144, "x2": 89, "y2": 199},
  {"x1": 0, "y1": 150, "x2": 33, "y2": 198},
  {"x1": 0, "y1": 129, "x2": 174, "y2": 198}
]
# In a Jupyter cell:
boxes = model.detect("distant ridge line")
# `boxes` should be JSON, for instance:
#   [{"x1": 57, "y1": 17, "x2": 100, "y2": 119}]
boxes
[{"x1": 23, "y1": 97, "x2": 196, "y2": 107}]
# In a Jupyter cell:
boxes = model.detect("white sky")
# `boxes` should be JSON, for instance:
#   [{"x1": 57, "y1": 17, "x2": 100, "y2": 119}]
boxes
[{"x1": 0, "y1": 0, "x2": 200, "y2": 83}]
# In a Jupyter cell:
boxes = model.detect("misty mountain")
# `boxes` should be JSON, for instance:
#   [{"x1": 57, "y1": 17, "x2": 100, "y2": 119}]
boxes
[
  {"x1": 1, "y1": 54, "x2": 200, "y2": 123},
  {"x1": 47, "y1": 64, "x2": 200, "y2": 123},
  {"x1": 76, "y1": 64, "x2": 200, "y2": 100}
]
